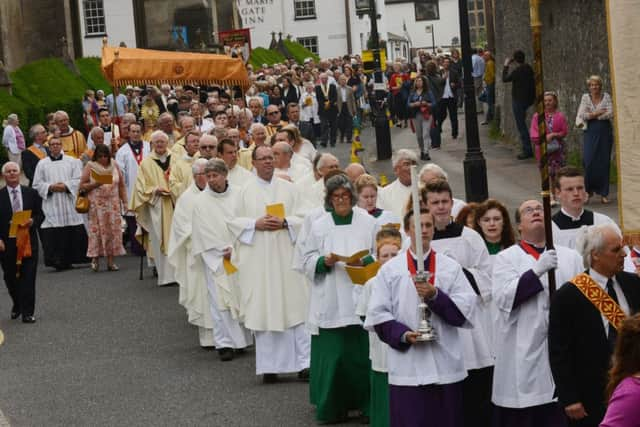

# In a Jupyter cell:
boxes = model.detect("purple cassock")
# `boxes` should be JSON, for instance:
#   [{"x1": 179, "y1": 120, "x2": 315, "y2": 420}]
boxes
[{"x1": 374, "y1": 288, "x2": 467, "y2": 427}]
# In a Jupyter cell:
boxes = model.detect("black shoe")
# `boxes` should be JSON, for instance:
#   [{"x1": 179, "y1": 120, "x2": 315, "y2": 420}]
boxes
[
  {"x1": 298, "y1": 368, "x2": 310, "y2": 381},
  {"x1": 22, "y1": 315, "x2": 36, "y2": 323},
  {"x1": 452, "y1": 134, "x2": 458, "y2": 139},
  {"x1": 11, "y1": 306, "x2": 20, "y2": 319},
  {"x1": 320, "y1": 143, "x2": 327, "y2": 147},
  {"x1": 480, "y1": 121, "x2": 489, "y2": 125},
  {"x1": 517, "y1": 153, "x2": 533, "y2": 160},
  {"x1": 420, "y1": 152, "x2": 431, "y2": 161},
  {"x1": 263, "y1": 373, "x2": 278, "y2": 384},
  {"x1": 218, "y1": 347, "x2": 234, "y2": 362}
]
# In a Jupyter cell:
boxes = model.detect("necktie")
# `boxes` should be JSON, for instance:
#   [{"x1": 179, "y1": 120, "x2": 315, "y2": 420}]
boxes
[
  {"x1": 11, "y1": 188, "x2": 20, "y2": 212},
  {"x1": 606, "y1": 278, "x2": 619, "y2": 351}
]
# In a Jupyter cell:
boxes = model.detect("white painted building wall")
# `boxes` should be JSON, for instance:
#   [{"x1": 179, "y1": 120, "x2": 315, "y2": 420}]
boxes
[
  {"x1": 237, "y1": 0, "x2": 372, "y2": 58},
  {"x1": 78, "y1": 0, "x2": 137, "y2": 58},
  {"x1": 384, "y1": 0, "x2": 460, "y2": 52}
]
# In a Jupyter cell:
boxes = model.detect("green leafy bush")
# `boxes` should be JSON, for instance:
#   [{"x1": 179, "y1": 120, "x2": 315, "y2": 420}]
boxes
[
  {"x1": 76, "y1": 57, "x2": 110, "y2": 91},
  {"x1": 283, "y1": 40, "x2": 320, "y2": 64},
  {"x1": 249, "y1": 47, "x2": 286, "y2": 69}
]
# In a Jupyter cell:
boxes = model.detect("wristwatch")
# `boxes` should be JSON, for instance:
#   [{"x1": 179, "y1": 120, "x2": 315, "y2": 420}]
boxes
[{"x1": 282, "y1": 219, "x2": 288, "y2": 229}]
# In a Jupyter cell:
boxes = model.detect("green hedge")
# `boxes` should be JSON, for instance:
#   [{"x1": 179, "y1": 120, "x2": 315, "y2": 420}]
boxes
[
  {"x1": 76, "y1": 57, "x2": 110, "y2": 91},
  {"x1": 283, "y1": 40, "x2": 320, "y2": 64},
  {"x1": 249, "y1": 47, "x2": 286, "y2": 69}
]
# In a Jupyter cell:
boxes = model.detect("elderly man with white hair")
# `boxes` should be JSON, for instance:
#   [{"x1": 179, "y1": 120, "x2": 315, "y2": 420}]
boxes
[
  {"x1": 130, "y1": 130, "x2": 176, "y2": 285},
  {"x1": 192, "y1": 158, "x2": 252, "y2": 361},
  {"x1": 419, "y1": 163, "x2": 467, "y2": 217},
  {"x1": 168, "y1": 159, "x2": 216, "y2": 349},
  {"x1": 238, "y1": 122, "x2": 268, "y2": 170},
  {"x1": 2, "y1": 114, "x2": 26, "y2": 166},
  {"x1": 549, "y1": 224, "x2": 640, "y2": 427},
  {"x1": 300, "y1": 153, "x2": 340, "y2": 209},
  {"x1": 273, "y1": 141, "x2": 307, "y2": 183},
  {"x1": 377, "y1": 149, "x2": 417, "y2": 219}
]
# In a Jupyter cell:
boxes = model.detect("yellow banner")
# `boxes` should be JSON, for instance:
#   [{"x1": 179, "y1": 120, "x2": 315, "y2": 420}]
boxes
[{"x1": 606, "y1": 1, "x2": 640, "y2": 245}]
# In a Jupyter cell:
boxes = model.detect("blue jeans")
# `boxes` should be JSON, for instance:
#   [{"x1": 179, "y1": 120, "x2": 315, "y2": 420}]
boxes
[
  {"x1": 485, "y1": 84, "x2": 495, "y2": 122},
  {"x1": 512, "y1": 100, "x2": 532, "y2": 156}
]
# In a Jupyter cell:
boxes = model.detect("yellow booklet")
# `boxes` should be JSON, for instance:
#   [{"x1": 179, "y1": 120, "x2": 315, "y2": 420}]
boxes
[
  {"x1": 346, "y1": 261, "x2": 381, "y2": 285},
  {"x1": 330, "y1": 249, "x2": 370, "y2": 264},
  {"x1": 91, "y1": 170, "x2": 113, "y2": 185},
  {"x1": 266, "y1": 203, "x2": 286, "y2": 219},
  {"x1": 9, "y1": 210, "x2": 31, "y2": 237},
  {"x1": 223, "y1": 259, "x2": 238, "y2": 275}
]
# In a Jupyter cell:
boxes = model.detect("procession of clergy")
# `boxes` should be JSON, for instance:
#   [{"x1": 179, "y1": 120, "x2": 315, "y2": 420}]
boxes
[{"x1": 28, "y1": 108, "x2": 640, "y2": 427}]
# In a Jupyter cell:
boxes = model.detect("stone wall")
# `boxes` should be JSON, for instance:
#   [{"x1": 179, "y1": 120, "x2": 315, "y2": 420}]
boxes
[
  {"x1": 0, "y1": 0, "x2": 69, "y2": 71},
  {"x1": 493, "y1": 0, "x2": 610, "y2": 152}
]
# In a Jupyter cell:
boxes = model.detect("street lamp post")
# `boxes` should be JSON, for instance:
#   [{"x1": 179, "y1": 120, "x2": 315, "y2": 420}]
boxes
[
  {"x1": 458, "y1": 0, "x2": 488, "y2": 202},
  {"x1": 357, "y1": 0, "x2": 392, "y2": 160}
]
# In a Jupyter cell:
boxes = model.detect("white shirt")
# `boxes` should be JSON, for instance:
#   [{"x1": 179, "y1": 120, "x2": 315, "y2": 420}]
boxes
[
  {"x1": 588, "y1": 268, "x2": 630, "y2": 336},
  {"x1": 442, "y1": 74, "x2": 454, "y2": 99}
]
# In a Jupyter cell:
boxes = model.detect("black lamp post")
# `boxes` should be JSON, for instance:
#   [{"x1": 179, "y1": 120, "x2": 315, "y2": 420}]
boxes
[
  {"x1": 458, "y1": 0, "x2": 488, "y2": 202},
  {"x1": 357, "y1": 0, "x2": 392, "y2": 160}
]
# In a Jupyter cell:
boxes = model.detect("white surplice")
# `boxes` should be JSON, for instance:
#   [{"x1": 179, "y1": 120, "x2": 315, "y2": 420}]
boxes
[
  {"x1": 227, "y1": 164, "x2": 253, "y2": 188},
  {"x1": 167, "y1": 183, "x2": 213, "y2": 344},
  {"x1": 228, "y1": 175, "x2": 310, "y2": 374},
  {"x1": 115, "y1": 141, "x2": 151, "y2": 211},
  {"x1": 551, "y1": 209, "x2": 617, "y2": 249},
  {"x1": 32, "y1": 155, "x2": 84, "y2": 228},
  {"x1": 301, "y1": 209, "x2": 377, "y2": 333},
  {"x1": 491, "y1": 244, "x2": 583, "y2": 409},
  {"x1": 191, "y1": 184, "x2": 251, "y2": 350},
  {"x1": 430, "y1": 225, "x2": 494, "y2": 370},
  {"x1": 377, "y1": 179, "x2": 411, "y2": 220},
  {"x1": 365, "y1": 249, "x2": 476, "y2": 386},
  {"x1": 356, "y1": 276, "x2": 388, "y2": 373}
]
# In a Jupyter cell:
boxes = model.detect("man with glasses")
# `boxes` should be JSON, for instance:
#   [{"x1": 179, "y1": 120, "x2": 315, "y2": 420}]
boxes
[
  {"x1": 264, "y1": 105, "x2": 288, "y2": 138},
  {"x1": 491, "y1": 199, "x2": 582, "y2": 426},
  {"x1": 228, "y1": 145, "x2": 310, "y2": 384},
  {"x1": 198, "y1": 134, "x2": 218, "y2": 160}
]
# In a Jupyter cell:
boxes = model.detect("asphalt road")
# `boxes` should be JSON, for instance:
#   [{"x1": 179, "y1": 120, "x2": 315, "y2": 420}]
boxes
[{"x1": 0, "y1": 119, "x2": 618, "y2": 426}]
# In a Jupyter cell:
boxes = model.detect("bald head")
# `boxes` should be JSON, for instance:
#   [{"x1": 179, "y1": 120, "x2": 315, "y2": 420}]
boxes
[
  {"x1": 344, "y1": 163, "x2": 366, "y2": 183},
  {"x1": 317, "y1": 153, "x2": 340, "y2": 178}
]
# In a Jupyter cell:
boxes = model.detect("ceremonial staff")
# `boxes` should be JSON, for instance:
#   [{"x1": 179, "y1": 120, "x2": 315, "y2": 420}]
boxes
[{"x1": 529, "y1": 0, "x2": 556, "y2": 295}]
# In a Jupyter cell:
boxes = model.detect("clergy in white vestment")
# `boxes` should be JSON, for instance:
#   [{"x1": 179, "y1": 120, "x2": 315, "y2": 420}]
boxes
[
  {"x1": 169, "y1": 130, "x2": 200, "y2": 199},
  {"x1": 272, "y1": 142, "x2": 308, "y2": 183},
  {"x1": 216, "y1": 139, "x2": 253, "y2": 188},
  {"x1": 423, "y1": 179, "x2": 494, "y2": 427},
  {"x1": 129, "y1": 131, "x2": 176, "y2": 286},
  {"x1": 115, "y1": 122, "x2": 150, "y2": 255},
  {"x1": 491, "y1": 199, "x2": 583, "y2": 426},
  {"x1": 419, "y1": 162, "x2": 467, "y2": 218},
  {"x1": 365, "y1": 208, "x2": 477, "y2": 427},
  {"x1": 299, "y1": 153, "x2": 340, "y2": 210},
  {"x1": 301, "y1": 173, "x2": 377, "y2": 423},
  {"x1": 167, "y1": 159, "x2": 214, "y2": 348},
  {"x1": 624, "y1": 246, "x2": 640, "y2": 274},
  {"x1": 191, "y1": 159, "x2": 252, "y2": 362},
  {"x1": 87, "y1": 108, "x2": 120, "y2": 149},
  {"x1": 354, "y1": 227, "x2": 403, "y2": 427},
  {"x1": 196, "y1": 134, "x2": 218, "y2": 162},
  {"x1": 32, "y1": 137, "x2": 89, "y2": 270},
  {"x1": 354, "y1": 174, "x2": 406, "y2": 242},
  {"x1": 228, "y1": 145, "x2": 310, "y2": 383},
  {"x1": 344, "y1": 163, "x2": 366, "y2": 184},
  {"x1": 277, "y1": 125, "x2": 316, "y2": 164},
  {"x1": 377, "y1": 149, "x2": 416, "y2": 219},
  {"x1": 551, "y1": 166, "x2": 617, "y2": 249},
  {"x1": 170, "y1": 116, "x2": 196, "y2": 158}
]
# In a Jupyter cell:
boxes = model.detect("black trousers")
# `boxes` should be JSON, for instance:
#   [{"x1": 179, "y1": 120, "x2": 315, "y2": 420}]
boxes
[
  {"x1": 337, "y1": 110, "x2": 353, "y2": 143},
  {"x1": 439, "y1": 97, "x2": 459, "y2": 137},
  {"x1": 2, "y1": 250, "x2": 37, "y2": 317},
  {"x1": 463, "y1": 365, "x2": 494, "y2": 427},
  {"x1": 319, "y1": 115, "x2": 337, "y2": 146},
  {"x1": 40, "y1": 225, "x2": 89, "y2": 268}
]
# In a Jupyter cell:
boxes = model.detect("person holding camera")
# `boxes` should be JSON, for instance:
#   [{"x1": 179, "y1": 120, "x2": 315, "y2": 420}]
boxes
[{"x1": 502, "y1": 50, "x2": 536, "y2": 160}]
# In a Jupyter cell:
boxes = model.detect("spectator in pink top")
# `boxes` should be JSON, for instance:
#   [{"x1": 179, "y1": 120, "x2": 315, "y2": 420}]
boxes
[
  {"x1": 601, "y1": 313, "x2": 640, "y2": 427},
  {"x1": 529, "y1": 91, "x2": 568, "y2": 182}
]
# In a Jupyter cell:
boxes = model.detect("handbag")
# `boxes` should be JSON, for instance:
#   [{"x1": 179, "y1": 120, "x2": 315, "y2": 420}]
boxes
[
  {"x1": 75, "y1": 190, "x2": 90, "y2": 213},
  {"x1": 547, "y1": 139, "x2": 561, "y2": 154}
]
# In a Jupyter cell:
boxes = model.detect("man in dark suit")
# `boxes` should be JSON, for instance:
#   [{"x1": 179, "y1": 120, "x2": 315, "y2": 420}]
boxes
[
  {"x1": 336, "y1": 75, "x2": 357, "y2": 144},
  {"x1": 0, "y1": 161, "x2": 43, "y2": 323},
  {"x1": 440, "y1": 57, "x2": 461, "y2": 139},
  {"x1": 549, "y1": 223, "x2": 640, "y2": 426},
  {"x1": 285, "y1": 103, "x2": 314, "y2": 144},
  {"x1": 315, "y1": 72, "x2": 338, "y2": 147}
]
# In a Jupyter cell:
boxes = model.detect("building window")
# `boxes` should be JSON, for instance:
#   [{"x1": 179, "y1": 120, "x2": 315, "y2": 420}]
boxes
[
  {"x1": 83, "y1": 0, "x2": 106, "y2": 36},
  {"x1": 294, "y1": 0, "x2": 317, "y2": 20},
  {"x1": 297, "y1": 36, "x2": 319, "y2": 54},
  {"x1": 414, "y1": 0, "x2": 440, "y2": 21}
]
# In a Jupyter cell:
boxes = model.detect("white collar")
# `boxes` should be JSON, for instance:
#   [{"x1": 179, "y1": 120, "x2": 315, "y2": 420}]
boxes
[
  {"x1": 561, "y1": 207, "x2": 585, "y2": 222},
  {"x1": 589, "y1": 268, "x2": 614, "y2": 290}
]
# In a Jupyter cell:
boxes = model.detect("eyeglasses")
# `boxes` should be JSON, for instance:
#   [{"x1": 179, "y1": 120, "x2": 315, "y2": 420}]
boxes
[
  {"x1": 331, "y1": 193, "x2": 352, "y2": 201},
  {"x1": 521, "y1": 206, "x2": 544, "y2": 216},
  {"x1": 199, "y1": 145, "x2": 216, "y2": 149},
  {"x1": 267, "y1": 111, "x2": 280, "y2": 115}
]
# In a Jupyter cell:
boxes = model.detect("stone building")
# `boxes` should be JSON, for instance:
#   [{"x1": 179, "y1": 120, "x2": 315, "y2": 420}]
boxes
[{"x1": 492, "y1": 0, "x2": 610, "y2": 151}]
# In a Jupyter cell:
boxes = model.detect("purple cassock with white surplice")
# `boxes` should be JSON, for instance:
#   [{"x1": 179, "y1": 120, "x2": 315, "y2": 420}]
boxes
[{"x1": 365, "y1": 248, "x2": 477, "y2": 427}]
